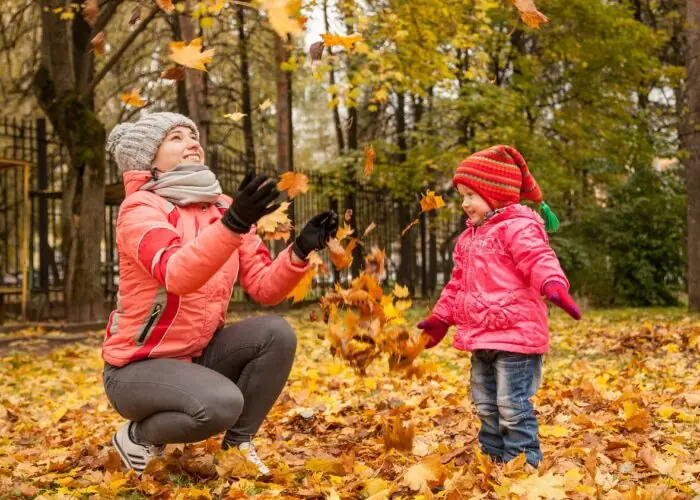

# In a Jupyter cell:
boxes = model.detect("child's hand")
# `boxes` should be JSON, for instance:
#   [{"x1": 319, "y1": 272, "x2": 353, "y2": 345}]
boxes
[
  {"x1": 543, "y1": 281, "x2": 581, "y2": 320},
  {"x1": 417, "y1": 315, "x2": 449, "y2": 348}
]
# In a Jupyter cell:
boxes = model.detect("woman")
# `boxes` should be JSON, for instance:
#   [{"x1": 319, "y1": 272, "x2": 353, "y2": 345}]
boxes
[{"x1": 102, "y1": 112, "x2": 338, "y2": 474}]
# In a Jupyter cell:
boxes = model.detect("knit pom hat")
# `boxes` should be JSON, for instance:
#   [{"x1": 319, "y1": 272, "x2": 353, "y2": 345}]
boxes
[
  {"x1": 453, "y1": 145, "x2": 560, "y2": 231},
  {"x1": 106, "y1": 112, "x2": 199, "y2": 174}
]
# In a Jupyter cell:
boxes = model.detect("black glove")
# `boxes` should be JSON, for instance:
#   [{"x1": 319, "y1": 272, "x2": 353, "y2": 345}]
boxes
[
  {"x1": 292, "y1": 210, "x2": 339, "y2": 260},
  {"x1": 222, "y1": 172, "x2": 281, "y2": 234}
]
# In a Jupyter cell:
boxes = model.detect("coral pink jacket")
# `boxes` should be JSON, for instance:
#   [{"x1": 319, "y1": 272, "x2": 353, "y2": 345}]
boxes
[
  {"x1": 102, "y1": 171, "x2": 309, "y2": 367},
  {"x1": 432, "y1": 204, "x2": 569, "y2": 354}
]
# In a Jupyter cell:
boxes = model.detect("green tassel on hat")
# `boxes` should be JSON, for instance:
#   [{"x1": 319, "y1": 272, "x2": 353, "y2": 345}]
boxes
[{"x1": 539, "y1": 201, "x2": 560, "y2": 233}]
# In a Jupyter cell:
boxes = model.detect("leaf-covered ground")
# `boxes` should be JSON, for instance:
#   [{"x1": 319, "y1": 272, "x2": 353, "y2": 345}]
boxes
[{"x1": 1, "y1": 306, "x2": 699, "y2": 499}]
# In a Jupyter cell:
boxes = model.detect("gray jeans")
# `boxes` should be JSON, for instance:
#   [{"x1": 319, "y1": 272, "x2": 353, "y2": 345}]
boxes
[{"x1": 102, "y1": 315, "x2": 297, "y2": 446}]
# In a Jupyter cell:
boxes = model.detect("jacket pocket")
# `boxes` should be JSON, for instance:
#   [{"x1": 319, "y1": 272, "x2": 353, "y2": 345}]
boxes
[
  {"x1": 135, "y1": 303, "x2": 162, "y2": 345},
  {"x1": 467, "y1": 291, "x2": 519, "y2": 331}
]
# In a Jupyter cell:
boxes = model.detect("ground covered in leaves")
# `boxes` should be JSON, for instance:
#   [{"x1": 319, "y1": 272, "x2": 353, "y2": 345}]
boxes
[{"x1": 1, "y1": 306, "x2": 699, "y2": 499}]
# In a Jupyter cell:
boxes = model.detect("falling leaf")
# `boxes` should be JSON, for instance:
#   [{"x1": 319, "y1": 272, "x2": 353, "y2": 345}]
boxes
[
  {"x1": 512, "y1": 0, "x2": 549, "y2": 29},
  {"x1": 362, "y1": 222, "x2": 376, "y2": 238},
  {"x1": 277, "y1": 172, "x2": 309, "y2": 198},
  {"x1": 156, "y1": 0, "x2": 175, "y2": 13},
  {"x1": 288, "y1": 268, "x2": 315, "y2": 304},
  {"x1": 321, "y1": 33, "x2": 363, "y2": 50},
  {"x1": 336, "y1": 223, "x2": 354, "y2": 241},
  {"x1": 420, "y1": 191, "x2": 445, "y2": 212},
  {"x1": 259, "y1": 0, "x2": 304, "y2": 38},
  {"x1": 82, "y1": 0, "x2": 98, "y2": 27},
  {"x1": 393, "y1": 284, "x2": 409, "y2": 298},
  {"x1": 224, "y1": 111, "x2": 247, "y2": 122},
  {"x1": 257, "y1": 201, "x2": 292, "y2": 236},
  {"x1": 91, "y1": 32, "x2": 105, "y2": 55},
  {"x1": 129, "y1": 6, "x2": 142, "y2": 24},
  {"x1": 401, "y1": 218, "x2": 420, "y2": 237},
  {"x1": 121, "y1": 89, "x2": 147, "y2": 108},
  {"x1": 160, "y1": 66, "x2": 186, "y2": 81},
  {"x1": 329, "y1": 238, "x2": 357, "y2": 270},
  {"x1": 259, "y1": 98, "x2": 273, "y2": 111},
  {"x1": 309, "y1": 41, "x2": 325, "y2": 61},
  {"x1": 168, "y1": 37, "x2": 216, "y2": 72},
  {"x1": 364, "y1": 144, "x2": 375, "y2": 176}
]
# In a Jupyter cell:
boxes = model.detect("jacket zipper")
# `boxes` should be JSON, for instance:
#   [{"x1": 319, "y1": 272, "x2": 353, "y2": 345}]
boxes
[
  {"x1": 465, "y1": 225, "x2": 477, "y2": 339},
  {"x1": 136, "y1": 303, "x2": 162, "y2": 344}
]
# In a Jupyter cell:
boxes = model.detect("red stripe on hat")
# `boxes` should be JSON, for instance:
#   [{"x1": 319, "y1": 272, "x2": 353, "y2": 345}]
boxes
[{"x1": 127, "y1": 293, "x2": 180, "y2": 363}]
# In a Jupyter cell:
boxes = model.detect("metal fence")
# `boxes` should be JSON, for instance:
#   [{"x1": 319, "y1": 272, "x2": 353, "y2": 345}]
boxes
[{"x1": 0, "y1": 117, "x2": 464, "y2": 320}]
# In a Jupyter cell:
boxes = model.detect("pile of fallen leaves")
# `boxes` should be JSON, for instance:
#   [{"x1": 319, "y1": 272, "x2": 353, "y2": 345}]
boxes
[{"x1": 1, "y1": 308, "x2": 699, "y2": 498}]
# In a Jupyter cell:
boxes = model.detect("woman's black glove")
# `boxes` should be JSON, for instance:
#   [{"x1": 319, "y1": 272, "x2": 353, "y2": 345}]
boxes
[
  {"x1": 222, "y1": 172, "x2": 281, "y2": 234},
  {"x1": 292, "y1": 211, "x2": 339, "y2": 260}
]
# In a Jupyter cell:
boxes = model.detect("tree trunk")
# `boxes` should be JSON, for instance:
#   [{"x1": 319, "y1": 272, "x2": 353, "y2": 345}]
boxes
[
  {"x1": 179, "y1": 6, "x2": 209, "y2": 150},
  {"x1": 687, "y1": 0, "x2": 700, "y2": 310},
  {"x1": 395, "y1": 92, "x2": 416, "y2": 291},
  {"x1": 169, "y1": 16, "x2": 190, "y2": 115},
  {"x1": 323, "y1": 0, "x2": 345, "y2": 154},
  {"x1": 237, "y1": 6, "x2": 256, "y2": 171},
  {"x1": 275, "y1": 34, "x2": 294, "y2": 253}
]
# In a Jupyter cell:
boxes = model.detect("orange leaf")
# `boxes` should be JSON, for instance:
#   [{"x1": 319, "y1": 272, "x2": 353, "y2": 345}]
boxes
[
  {"x1": 321, "y1": 33, "x2": 363, "y2": 50},
  {"x1": 364, "y1": 144, "x2": 375, "y2": 176},
  {"x1": 336, "y1": 223, "x2": 354, "y2": 241},
  {"x1": 401, "y1": 218, "x2": 420, "y2": 237},
  {"x1": 383, "y1": 417, "x2": 415, "y2": 452},
  {"x1": 330, "y1": 238, "x2": 357, "y2": 270},
  {"x1": 121, "y1": 88, "x2": 147, "y2": 108},
  {"x1": 168, "y1": 37, "x2": 215, "y2": 72},
  {"x1": 512, "y1": 0, "x2": 549, "y2": 29},
  {"x1": 277, "y1": 172, "x2": 309, "y2": 198},
  {"x1": 420, "y1": 191, "x2": 445, "y2": 212},
  {"x1": 361, "y1": 222, "x2": 376, "y2": 238},
  {"x1": 288, "y1": 268, "x2": 315, "y2": 303},
  {"x1": 91, "y1": 32, "x2": 105, "y2": 55},
  {"x1": 156, "y1": 0, "x2": 175, "y2": 13},
  {"x1": 259, "y1": 0, "x2": 304, "y2": 38},
  {"x1": 82, "y1": 0, "x2": 98, "y2": 26},
  {"x1": 257, "y1": 201, "x2": 292, "y2": 235}
]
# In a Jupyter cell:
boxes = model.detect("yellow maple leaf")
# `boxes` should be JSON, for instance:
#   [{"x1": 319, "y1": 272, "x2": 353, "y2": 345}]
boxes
[
  {"x1": 393, "y1": 284, "x2": 409, "y2": 298},
  {"x1": 509, "y1": 472, "x2": 567, "y2": 499},
  {"x1": 259, "y1": 0, "x2": 304, "y2": 38},
  {"x1": 512, "y1": 0, "x2": 549, "y2": 29},
  {"x1": 288, "y1": 268, "x2": 315, "y2": 303},
  {"x1": 277, "y1": 172, "x2": 309, "y2": 198},
  {"x1": 224, "y1": 111, "x2": 246, "y2": 122},
  {"x1": 420, "y1": 191, "x2": 445, "y2": 212},
  {"x1": 168, "y1": 37, "x2": 216, "y2": 72},
  {"x1": 321, "y1": 32, "x2": 363, "y2": 50},
  {"x1": 364, "y1": 144, "x2": 375, "y2": 176},
  {"x1": 120, "y1": 89, "x2": 146, "y2": 108},
  {"x1": 539, "y1": 424, "x2": 569, "y2": 437},
  {"x1": 401, "y1": 456, "x2": 445, "y2": 492},
  {"x1": 257, "y1": 201, "x2": 292, "y2": 234}
]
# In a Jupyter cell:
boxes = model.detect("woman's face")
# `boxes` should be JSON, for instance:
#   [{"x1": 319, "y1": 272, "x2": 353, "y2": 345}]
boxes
[{"x1": 152, "y1": 126, "x2": 204, "y2": 173}]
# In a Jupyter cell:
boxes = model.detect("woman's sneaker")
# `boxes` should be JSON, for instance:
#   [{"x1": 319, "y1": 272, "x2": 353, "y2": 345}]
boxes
[
  {"x1": 112, "y1": 421, "x2": 165, "y2": 474},
  {"x1": 236, "y1": 442, "x2": 270, "y2": 475}
]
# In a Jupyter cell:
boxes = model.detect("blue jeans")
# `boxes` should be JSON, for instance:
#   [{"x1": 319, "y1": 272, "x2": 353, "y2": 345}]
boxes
[{"x1": 470, "y1": 349, "x2": 543, "y2": 467}]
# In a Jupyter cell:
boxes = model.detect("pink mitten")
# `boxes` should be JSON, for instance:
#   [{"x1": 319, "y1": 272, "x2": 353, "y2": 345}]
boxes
[
  {"x1": 543, "y1": 281, "x2": 581, "y2": 320},
  {"x1": 417, "y1": 315, "x2": 450, "y2": 348}
]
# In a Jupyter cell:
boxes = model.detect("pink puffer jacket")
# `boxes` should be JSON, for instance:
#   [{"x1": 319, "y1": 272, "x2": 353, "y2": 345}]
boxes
[
  {"x1": 102, "y1": 171, "x2": 309, "y2": 367},
  {"x1": 432, "y1": 204, "x2": 569, "y2": 354}
]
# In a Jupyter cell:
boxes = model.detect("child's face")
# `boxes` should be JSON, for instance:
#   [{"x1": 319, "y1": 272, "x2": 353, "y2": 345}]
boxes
[{"x1": 458, "y1": 184, "x2": 491, "y2": 225}]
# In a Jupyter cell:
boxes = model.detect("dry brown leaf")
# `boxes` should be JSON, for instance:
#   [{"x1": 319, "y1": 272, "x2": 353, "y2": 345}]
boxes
[
  {"x1": 91, "y1": 32, "x2": 105, "y2": 55},
  {"x1": 129, "y1": 6, "x2": 142, "y2": 25},
  {"x1": 512, "y1": 0, "x2": 549, "y2": 29},
  {"x1": 160, "y1": 66, "x2": 186, "y2": 81},
  {"x1": 277, "y1": 172, "x2": 309, "y2": 198},
  {"x1": 168, "y1": 37, "x2": 215, "y2": 72},
  {"x1": 309, "y1": 41, "x2": 325, "y2": 61}
]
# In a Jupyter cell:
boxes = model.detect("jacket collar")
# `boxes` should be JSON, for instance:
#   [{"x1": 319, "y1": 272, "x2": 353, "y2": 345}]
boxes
[
  {"x1": 465, "y1": 203, "x2": 544, "y2": 230},
  {"x1": 123, "y1": 170, "x2": 154, "y2": 196}
]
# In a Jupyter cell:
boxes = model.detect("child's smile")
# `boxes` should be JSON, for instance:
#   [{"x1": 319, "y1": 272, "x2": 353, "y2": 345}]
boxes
[{"x1": 457, "y1": 184, "x2": 491, "y2": 225}]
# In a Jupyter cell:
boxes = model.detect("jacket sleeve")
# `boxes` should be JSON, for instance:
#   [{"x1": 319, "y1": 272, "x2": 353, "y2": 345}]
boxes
[
  {"x1": 117, "y1": 195, "x2": 244, "y2": 296},
  {"x1": 432, "y1": 233, "x2": 465, "y2": 325},
  {"x1": 505, "y1": 219, "x2": 569, "y2": 294},
  {"x1": 237, "y1": 231, "x2": 311, "y2": 306}
]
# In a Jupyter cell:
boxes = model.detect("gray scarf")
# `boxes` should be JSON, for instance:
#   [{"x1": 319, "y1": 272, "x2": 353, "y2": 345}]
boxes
[{"x1": 140, "y1": 164, "x2": 222, "y2": 206}]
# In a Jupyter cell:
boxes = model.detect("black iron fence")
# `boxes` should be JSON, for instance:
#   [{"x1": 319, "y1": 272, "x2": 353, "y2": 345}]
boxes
[{"x1": 0, "y1": 117, "x2": 464, "y2": 320}]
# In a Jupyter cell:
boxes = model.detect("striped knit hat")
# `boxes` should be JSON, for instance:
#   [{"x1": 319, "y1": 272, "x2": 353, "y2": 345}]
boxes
[{"x1": 453, "y1": 145, "x2": 560, "y2": 231}]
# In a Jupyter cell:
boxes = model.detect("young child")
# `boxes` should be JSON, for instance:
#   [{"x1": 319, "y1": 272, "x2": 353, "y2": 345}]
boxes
[{"x1": 418, "y1": 145, "x2": 580, "y2": 468}]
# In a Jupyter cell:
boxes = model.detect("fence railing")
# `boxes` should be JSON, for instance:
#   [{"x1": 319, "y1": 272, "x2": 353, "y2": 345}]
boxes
[{"x1": 0, "y1": 117, "x2": 464, "y2": 320}]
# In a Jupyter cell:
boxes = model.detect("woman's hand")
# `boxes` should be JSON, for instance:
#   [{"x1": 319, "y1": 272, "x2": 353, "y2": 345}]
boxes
[
  {"x1": 292, "y1": 211, "x2": 339, "y2": 260},
  {"x1": 222, "y1": 172, "x2": 281, "y2": 234}
]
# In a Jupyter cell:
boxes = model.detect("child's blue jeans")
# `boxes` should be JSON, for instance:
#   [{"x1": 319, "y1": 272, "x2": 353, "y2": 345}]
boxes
[{"x1": 470, "y1": 349, "x2": 543, "y2": 467}]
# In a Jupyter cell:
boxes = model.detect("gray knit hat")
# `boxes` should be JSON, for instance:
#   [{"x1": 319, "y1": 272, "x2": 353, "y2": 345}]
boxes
[{"x1": 106, "y1": 112, "x2": 200, "y2": 174}]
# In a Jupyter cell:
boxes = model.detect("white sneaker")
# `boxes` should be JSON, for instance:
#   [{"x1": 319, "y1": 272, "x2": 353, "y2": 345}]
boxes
[
  {"x1": 112, "y1": 421, "x2": 165, "y2": 474},
  {"x1": 238, "y1": 442, "x2": 270, "y2": 475}
]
